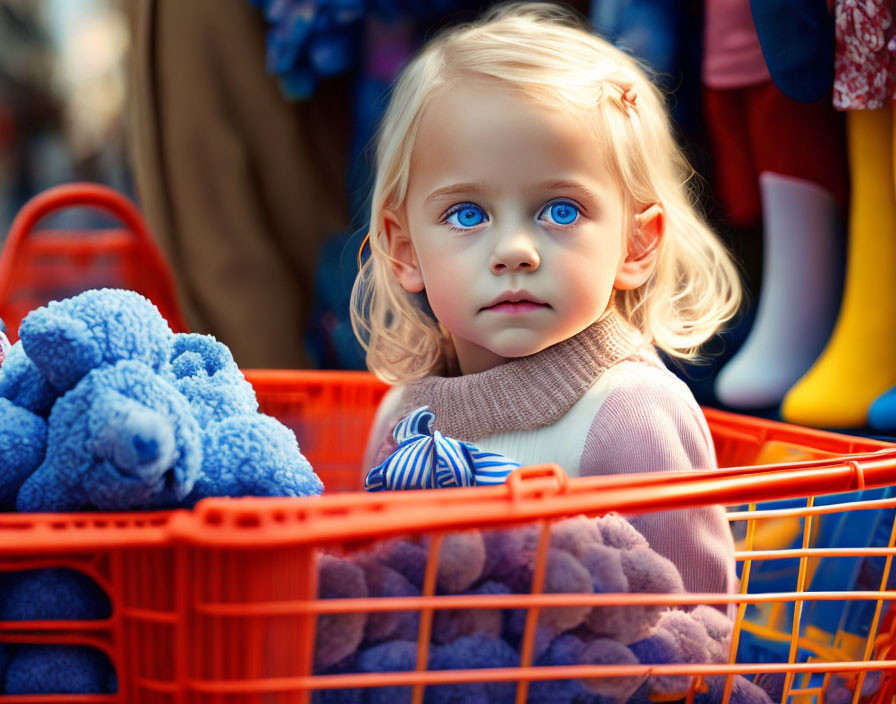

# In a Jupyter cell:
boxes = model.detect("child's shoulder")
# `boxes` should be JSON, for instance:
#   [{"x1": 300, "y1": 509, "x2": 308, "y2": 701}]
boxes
[
  {"x1": 579, "y1": 354, "x2": 715, "y2": 472},
  {"x1": 592, "y1": 353, "x2": 703, "y2": 416}
]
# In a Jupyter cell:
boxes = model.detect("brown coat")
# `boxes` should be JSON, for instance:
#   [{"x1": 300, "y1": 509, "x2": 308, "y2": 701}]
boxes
[{"x1": 125, "y1": 0, "x2": 352, "y2": 368}]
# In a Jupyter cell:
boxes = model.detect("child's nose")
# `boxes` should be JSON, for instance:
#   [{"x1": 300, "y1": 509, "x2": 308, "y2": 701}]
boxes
[{"x1": 489, "y1": 229, "x2": 541, "y2": 274}]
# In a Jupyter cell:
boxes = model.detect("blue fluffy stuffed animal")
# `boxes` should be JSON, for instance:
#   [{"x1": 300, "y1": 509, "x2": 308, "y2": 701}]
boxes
[
  {"x1": 3, "y1": 645, "x2": 116, "y2": 695},
  {"x1": 18, "y1": 288, "x2": 172, "y2": 393},
  {"x1": 0, "y1": 342, "x2": 58, "y2": 415},
  {"x1": 0, "y1": 288, "x2": 322, "y2": 511},
  {"x1": 0, "y1": 568, "x2": 110, "y2": 621},
  {"x1": 0, "y1": 289, "x2": 323, "y2": 695},
  {"x1": 165, "y1": 332, "x2": 322, "y2": 503},
  {"x1": 16, "y1": 359, "x2": 203, "y2": 511},
  {"x1": 166, "y1": 332, "x2": 259, "y2": 427},
  {"x1": 0, "y1": 398, "x2": 47, "y2": 510}
]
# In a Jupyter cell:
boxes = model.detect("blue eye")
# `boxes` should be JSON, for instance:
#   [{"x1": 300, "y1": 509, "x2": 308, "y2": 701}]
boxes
[
  {"x1": 445, "y1": 204, "x2": 487, "y2": 229},
  {"x1": 540, "y1": 200, "x2": 580, "y2": 226}
]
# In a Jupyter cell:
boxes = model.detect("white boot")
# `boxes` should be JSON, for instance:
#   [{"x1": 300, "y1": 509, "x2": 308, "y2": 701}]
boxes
[{"x1": 715, "y1": 172, "x2": 843, "y2": 408}]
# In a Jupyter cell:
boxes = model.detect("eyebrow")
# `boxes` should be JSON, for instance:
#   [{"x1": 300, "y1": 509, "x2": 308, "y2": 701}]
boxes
[
  {"x1": 423, "y1": 182, "x2": 492, "y2": 207},
  {"x1": 423, "y1": 180, "x2": 600, "y2": 207}
]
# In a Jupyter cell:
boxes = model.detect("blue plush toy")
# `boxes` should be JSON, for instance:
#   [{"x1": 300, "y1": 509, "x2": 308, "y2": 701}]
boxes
[
  {"x1": 0, "y1": 398, "x2": 47, "y2": 510},
  {"x1": 0, "y1": 289, "x2": 181, "y2": 508},
  {"x1": 353, "y1": 554, "x2": 420, "y2": 645},
  {"x1": 426, "y1": 633, "x2": 519, "y2": 704},
  {"x1": 3, "y1": 644, "x2": 116, "y2": 695},
  {"x1": 0, "y1": 289, "x2": 322, "y2": 512},
  {"x1": 187, "y1": 413, "x2": 322, "y2": 501},
  {"x1": 0, "y1": 342, "x2": 58, "y2": 415},
  {"x1": 169, "y1": 332, "x2": 322, "y2": 503},
  {"x1": 16, "y1": 360, "x2": 203, "y2": 512},
  {"x1": 18, "y1": 288, "x2": 173, "y2": 393},
  {"x1": 0, "y1": 288, "x2": 324, "y2": 695},
  {"x1": 355, "y1": 640, "x2": 417, "y2": 704},
  {"x1": 316, "y1": 553, "x2": 370, "y2": 672},
  {"x1": 0, "y1": 568, "x2": 110, "y2": 621},
  {"x1": 166, "y1": 333, "x2": 259, "y2": 427}
]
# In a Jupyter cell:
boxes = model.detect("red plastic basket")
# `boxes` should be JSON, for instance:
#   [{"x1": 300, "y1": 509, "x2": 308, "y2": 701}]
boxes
[
  {"x1": 0, "y1": 370, "x2": 895, "y2": 704},
  {"x1": 0, "y1": 183, "x2": 188, "y2": 340}
]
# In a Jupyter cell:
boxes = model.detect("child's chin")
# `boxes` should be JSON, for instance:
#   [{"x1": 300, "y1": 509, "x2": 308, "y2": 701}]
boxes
[{"x1": 487, "y1": 337, "x2": 554, "y2": 360}]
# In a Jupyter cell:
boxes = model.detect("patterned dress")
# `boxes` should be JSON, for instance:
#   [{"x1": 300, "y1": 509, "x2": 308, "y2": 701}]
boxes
[{"x1": 834, "y1": 0, "x2": 896, "y2": 109}]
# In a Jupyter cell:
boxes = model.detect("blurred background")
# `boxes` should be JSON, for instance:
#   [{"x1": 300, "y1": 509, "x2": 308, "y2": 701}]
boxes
[
  {"x1": 2, "y1": 0, "x2": 891, "y2": 432},
  {"x1": 0, "y1": 0, "x2": 723, "y2": 367},
  {"x1": 0, "y1": 0, "x2": 130, "y2": 230}
]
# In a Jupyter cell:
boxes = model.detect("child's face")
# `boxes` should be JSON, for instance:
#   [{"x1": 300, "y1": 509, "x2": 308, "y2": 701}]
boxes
[{"x1": 387, "y1": 78, "x2": 649, "y2": 375}]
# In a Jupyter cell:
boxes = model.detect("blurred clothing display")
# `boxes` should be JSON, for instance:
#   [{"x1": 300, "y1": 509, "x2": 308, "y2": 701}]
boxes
[
  {"x1": 702, "y1": 81, "x2": 848, "y2": 228},
  {"x1": 748, "y1": 0, "x2": 836, "y2": 102},
  {"x1": 833, "y1": 0, "x2": 896, "y2": 110},
  {"x1": 591, "y1": 0, "x2": 684, "y2": 81},
  {"x1": 705, "y1": 0, "x2": 850, "y2": 412},
  {"x1": 783, "y1": 0, "x2": 896, "y2": 428},
  {"x1": 782, "y1": 105, "x2": 896, "y2": 428},
  {"x1": 702, "y1": 0, "x2": 769, "y2": 88},
  {"x1": 714, "y1": 173, "x2": 843, "y2": 409},
  {"x1": 702, "y1": 0, "x2": 847, "y2": 228}
]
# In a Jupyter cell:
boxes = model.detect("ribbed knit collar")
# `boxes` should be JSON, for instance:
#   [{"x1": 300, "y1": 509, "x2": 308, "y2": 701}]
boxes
[{"x1": 401, "y1": 311, "x2": 647, "y2": 441}]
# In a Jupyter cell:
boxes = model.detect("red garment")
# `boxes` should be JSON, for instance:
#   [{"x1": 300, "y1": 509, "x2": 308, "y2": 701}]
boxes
[
  {"x1": 703, "y1": 80, "x2": 849, "y2": 227},
  {"x1": 834, "y1": 0, "x2": 896, "y2": 110}
]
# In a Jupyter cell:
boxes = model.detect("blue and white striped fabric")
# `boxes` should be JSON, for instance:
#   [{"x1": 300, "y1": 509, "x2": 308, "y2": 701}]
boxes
[{"x1": 365, "y1": 406, "x2": 521, "y2": 492}]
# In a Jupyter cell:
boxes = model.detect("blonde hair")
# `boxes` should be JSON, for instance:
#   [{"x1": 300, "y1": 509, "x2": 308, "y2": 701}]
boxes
[{"x1": 351, "y1": 1, "x2": 742, "y2": 384}]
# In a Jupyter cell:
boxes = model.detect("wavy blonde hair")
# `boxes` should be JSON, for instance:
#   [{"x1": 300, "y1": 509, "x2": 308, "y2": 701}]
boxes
[{"x1": 351, "y1": 1, "x2": 742, "y2": 384}]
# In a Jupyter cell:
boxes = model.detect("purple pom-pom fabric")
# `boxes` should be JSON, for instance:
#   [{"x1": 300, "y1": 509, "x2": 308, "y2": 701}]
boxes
[{"x1": 315, "y1": 554, "x2": 368, "y2": 671}]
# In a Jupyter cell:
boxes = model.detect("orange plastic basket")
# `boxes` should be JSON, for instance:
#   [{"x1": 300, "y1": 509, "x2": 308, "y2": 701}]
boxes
[
  {"x1": 1, "y1": 370, "x2": 896, "y2": 704},
  {"x1": 0, "y1": 183, "x2": 188, "y2": 340}
]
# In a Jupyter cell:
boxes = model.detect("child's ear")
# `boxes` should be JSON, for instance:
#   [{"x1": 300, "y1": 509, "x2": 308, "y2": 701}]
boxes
[
  {"x1": 614, "y1": 203, "x2": 664, "y2": 291},
  {"x1": 383, "y1": 209, "x2": 425, "y2": 293}
]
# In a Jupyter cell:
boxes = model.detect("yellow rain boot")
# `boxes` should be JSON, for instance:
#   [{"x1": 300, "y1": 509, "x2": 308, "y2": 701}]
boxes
[{"x1": 782, "y1": 104, "x2": 896, "y2": 428}]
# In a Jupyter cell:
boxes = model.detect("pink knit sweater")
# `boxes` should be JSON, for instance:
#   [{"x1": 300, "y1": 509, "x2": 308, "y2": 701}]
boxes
[{"x1": 364, "y1": 312, "x2": 738, "y2": 603}]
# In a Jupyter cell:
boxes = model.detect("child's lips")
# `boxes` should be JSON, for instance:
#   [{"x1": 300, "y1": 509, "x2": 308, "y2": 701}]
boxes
[
  {"x1": 481, "y1": 290, "x2": 551, "y2": 314},
  {"x1": 482, "y1": 300, "x2": 551, "y2": 315}
]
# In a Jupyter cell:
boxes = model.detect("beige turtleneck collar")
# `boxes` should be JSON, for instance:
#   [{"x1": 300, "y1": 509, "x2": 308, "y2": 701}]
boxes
[{"x1": 401, "y1": 311, "x2": 654, "y2": 441}]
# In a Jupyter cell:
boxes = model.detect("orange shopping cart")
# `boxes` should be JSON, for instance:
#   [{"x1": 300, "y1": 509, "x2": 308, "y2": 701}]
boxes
[
  {"x1": 0, "y1": 186, "x2": 895, "y2": 704},
  {"x1": 0, "y1": 370, "x2": 893, "y2": 703},
  {"x1": 0, "y1": 182, "x2": 188, "y2": 340}
]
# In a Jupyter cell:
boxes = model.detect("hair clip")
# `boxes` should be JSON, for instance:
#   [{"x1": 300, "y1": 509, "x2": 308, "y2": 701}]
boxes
[
  {"x1": 604, "y1": 81, "x2": 639, "y2": 117},
  {"x1": 617, "y1": 85, "x2": 639, "y2": 117}
]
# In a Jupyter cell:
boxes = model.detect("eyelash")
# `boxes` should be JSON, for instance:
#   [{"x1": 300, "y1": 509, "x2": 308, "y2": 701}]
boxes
[{"x1": 440, "y1": 199, "x2": 585, "y2": 231}]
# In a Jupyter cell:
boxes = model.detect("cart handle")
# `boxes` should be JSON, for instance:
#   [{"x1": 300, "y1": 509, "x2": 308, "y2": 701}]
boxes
[
  {"x1": 506, "y1": 464, "x2": 569, "y2": 500},
  {"x1": 0, "y1": 182, "x2": 189, "y2": 332}
]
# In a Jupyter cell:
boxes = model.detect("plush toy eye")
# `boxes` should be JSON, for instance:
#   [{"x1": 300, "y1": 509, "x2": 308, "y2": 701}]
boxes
[
  {"x1": 445, "y1": 203, "x2": 487, "y2": 229},
  {"x1": 539, "y1": 200, "x2": 580, "y2": 226}
]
